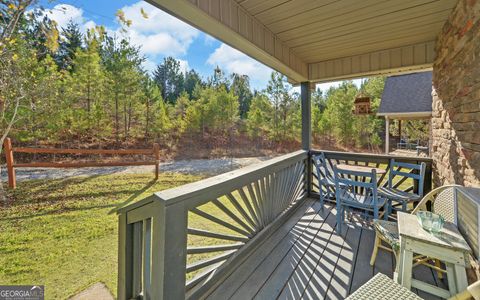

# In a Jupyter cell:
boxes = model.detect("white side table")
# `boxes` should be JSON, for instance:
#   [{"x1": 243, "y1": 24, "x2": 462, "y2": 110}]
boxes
[{"x1": 397, "y1": 212, "x2": 472, "y2": 298}]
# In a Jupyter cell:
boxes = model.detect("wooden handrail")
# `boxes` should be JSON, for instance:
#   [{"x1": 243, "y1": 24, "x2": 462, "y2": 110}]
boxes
[
  {"x1": 117, "y1": 150, "x2": 308, "y2": 213},
  {"x1": 2, "y1": 138, "x2": 160, "y2": 188}
]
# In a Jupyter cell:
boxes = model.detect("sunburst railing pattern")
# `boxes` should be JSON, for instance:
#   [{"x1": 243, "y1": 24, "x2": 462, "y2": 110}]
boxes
[
  {"x1": 117, "y1": 150, "x2": 308, "y2": 300},
  {"x1": 185, "y1": 157, "x2": 306, "y2": 293}
]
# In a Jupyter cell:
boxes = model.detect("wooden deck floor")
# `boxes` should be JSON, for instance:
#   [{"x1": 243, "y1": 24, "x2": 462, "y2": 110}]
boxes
[{"x1": 206, "y1": 198, "x2": 446, "y2": 300}]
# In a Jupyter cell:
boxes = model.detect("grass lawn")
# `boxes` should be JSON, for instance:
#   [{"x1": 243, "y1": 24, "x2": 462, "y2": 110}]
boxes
[{"x1": 0, "y1": 173, "x2": 202, "y2": 299}]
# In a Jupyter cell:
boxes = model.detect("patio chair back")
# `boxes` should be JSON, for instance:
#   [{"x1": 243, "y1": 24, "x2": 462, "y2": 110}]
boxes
[
  {"x1": 312, "y1": 152, "x2": 332, "y2": 180},
  {"x1": 388, "y1": 159, "x2": 427, "y2": 197},
  {"x1": 333, "y1": 166, "x2": 382, "y2": 232},
  {"x1": 334, "y1": 167, "x2": 378, "y2": 203},
  {"x1": 413, "y1": 185, "x2": 460, "y2": 224}
]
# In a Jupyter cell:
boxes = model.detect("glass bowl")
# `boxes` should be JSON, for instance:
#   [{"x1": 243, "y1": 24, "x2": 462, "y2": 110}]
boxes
[{"x1": 416, "y1": 211, "x2": 445, "y2": 233}]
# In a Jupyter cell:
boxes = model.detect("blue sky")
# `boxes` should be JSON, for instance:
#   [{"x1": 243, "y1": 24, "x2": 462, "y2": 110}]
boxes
[{"x1": 39, "y1": 0, "x2": 360, "y2": 91}]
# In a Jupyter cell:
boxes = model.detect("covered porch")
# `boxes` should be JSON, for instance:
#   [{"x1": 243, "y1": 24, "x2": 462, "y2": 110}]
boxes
[{"x1": 117, "y1": 0, "x2": 480, "y2": 299}]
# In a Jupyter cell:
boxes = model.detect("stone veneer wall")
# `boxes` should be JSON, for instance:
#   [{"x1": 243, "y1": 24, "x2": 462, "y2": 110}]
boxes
[{"x1": 432, "y1": 0, "x2": 480, "y2": 187}]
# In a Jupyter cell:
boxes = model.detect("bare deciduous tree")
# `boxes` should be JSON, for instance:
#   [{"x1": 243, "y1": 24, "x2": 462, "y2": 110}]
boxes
[{"x1": 0, "y1": 0, "x2": 35, "y2": 202}]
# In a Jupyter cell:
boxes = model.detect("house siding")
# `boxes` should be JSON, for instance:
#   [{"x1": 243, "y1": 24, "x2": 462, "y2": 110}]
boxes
[{"x1": 432, "y1": 0, "x2": 480, "y2": 186}]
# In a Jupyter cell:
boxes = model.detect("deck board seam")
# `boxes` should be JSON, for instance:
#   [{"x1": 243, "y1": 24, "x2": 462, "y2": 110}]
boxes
[
  {"x1": 245, "y1": 204, "x2": 331, "y2": 299},
  {"x1": 347, "y1": 228, "x2": 364, "y2": 295},
  {"x1": 324, "y1": 223, "x2": 362, "y2": 299},
  {"x1": 275, "y1": 206, "x2": 338, "y2": 299},
  {"x1": 222, "y1": 199, "x2": 324, "y2": 299},
  {"x1": 204, "y1": 199, "x2": 316, "y2": 299}
]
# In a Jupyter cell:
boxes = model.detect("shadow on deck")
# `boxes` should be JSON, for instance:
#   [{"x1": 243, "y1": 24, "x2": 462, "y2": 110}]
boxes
[{"x1": 206, "y1": 198, "x2": 445, "y2": 300}]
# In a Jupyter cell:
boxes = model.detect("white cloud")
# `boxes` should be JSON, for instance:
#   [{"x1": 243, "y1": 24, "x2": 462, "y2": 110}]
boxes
[
  {"x1": 178, "y1": 59, "x2": 190, "y2": 73},
  {"x1": 117, "y1": 1, "x2": 199, "y2": 57},
  {"x1": 82, "y1": 20, "x2": 97, "y2": 32},
  {"x1": 207, "y1": 43, "x2": 272, "y2": 86},
  {"x1": 41, "y1": 4, "x2": 84, "y2": 29}
]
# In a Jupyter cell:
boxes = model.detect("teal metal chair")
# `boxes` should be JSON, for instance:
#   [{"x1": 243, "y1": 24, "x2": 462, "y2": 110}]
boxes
[
  {"x1": 333, "y1": 166, "x2": 387, "y2": 233},
  {"x1": 378, "y1": 159, "x2": 426, "y2": 212},
  {"x1": 313, "y1": 152, "x2": 344, "y2": 208}
]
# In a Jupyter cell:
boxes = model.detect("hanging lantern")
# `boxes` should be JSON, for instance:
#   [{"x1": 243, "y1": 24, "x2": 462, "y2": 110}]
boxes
[{"x1": 353, "y1": 95, "x2": 372, "y2": 115}]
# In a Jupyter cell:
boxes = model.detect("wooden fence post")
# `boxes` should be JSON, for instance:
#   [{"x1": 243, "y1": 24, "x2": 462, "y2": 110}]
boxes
[
  {"x1": 3, "y1": 138, "x2": 16, "y2": 189},
  {"x1": 153, "y1": 143, "x2": 160, "y2": 180}
]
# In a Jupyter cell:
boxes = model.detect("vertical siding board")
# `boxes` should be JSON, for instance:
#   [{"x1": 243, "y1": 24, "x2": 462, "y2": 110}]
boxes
[
  {"x1": 246, "y1": 14, "x2": 253, "y2": 41},
  {"x1": 391, "y1": 48, "x2": 402, "y2": 67},
  {"x1": 414, "y1": 43, "x2": 426, "y2": 65},
  {"x1": 318, "y1": 62, "x2": 326, "y2": 79},
  {"x1": 275, "y1": 38, "x2": 282, "y2": 60},
  {"x1": 238, "y1": 9, "x2": 247, "y2": 38},
  {"x1": 334, "y1": 59, "x2": 342, "y2": 76},
  {"x1": 302, "y1": 61, "x2": 308, "y2": 77},
  {"x1": 265, "y1": 30, "x2": 274, "y2": 56},
  {"x1": 282, "y1": 45, "x2": 289, "y2": 66},
  {"x1": 380, "y1": 50, "x2": 390, "y2": 69},
  {"x1": 290, "y1": 52, "x2": 296, "y2": 71},
  {"x1": 342, "y1": 57, "x2": 352, "y2": 75},
  {"x1": 360, "y1": 54, "x2": 370, "y2": 72},
  {"x1": 229, "y1": 4, "x2": 238, "y2": 32},
  {"x1": 198, "y1": 0, "x2": 209, "y2": 13},
  {"x1": 351, "y1": 56, "x2": 360, "y2": 74},
  {"x1": 326, "y1": 61, "x2": 334, "y2": 77},
  {"x1": 253, "y1": 21, "x2": 264, "y2": 49},
  {"x1": 370, "y1": 52, "x2": 380, "y2": 71},
  {"x1": 220, "y1": 0, "x2": 229, "y2": 24},
  {"x1": 401, "y1": 45, "x2": 414, "y2": 66},
  {"x1": 209, "y1": 0, "x2": 220, "y2": 20}
]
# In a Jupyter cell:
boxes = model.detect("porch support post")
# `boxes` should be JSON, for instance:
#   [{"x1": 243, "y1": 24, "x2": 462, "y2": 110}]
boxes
[
  {"x1": 301, "y1": 82, "x2": 311, "y2": 151},
  {"x1": 301, "y1": 82, "x2": 312, "y2": 197},
  {"x1": 385, "y1": 116, "x2": 390, "y2": 154}
]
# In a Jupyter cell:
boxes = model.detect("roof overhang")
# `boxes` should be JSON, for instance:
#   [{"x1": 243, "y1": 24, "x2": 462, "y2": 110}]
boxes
[
  {"x1": 377, "y1": 111, "x2": 432, "y2": 120},
  {"x1": 147, "y1": 0, "x2": 457, "y2": 83}
]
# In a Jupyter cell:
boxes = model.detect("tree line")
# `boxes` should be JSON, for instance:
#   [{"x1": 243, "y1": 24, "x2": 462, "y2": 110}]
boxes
[{"x1": 2, "y1": 1, "x2": 390, "y2": 155}]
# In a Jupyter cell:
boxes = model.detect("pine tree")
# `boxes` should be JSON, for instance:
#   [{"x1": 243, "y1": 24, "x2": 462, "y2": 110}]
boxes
[
  {"x1": 184, "y1": 69, "x2": 203, "y2": 100},
  {"x1": 102, "y1": 36, "x2": 145, "y2": 142},
  {"x1": 55, "y1": 21, "x2": 83, "y2": 70},
  {"x1": 68, "y1": 29, "x2": 108, "y2": 138},
  {"x1": 230, "y1": 73, "x2": 253, "y2": 119},
  {"x1": 153, "y1": 57, "x2": 185, "y2": 104}
]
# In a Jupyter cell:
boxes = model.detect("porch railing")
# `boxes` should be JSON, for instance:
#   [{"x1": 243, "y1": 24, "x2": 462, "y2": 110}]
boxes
[
  {"x1": 117, "y1": 149, "x2": 433, "y2": 300},
  {"x1": 117, "y1": 150, "x2": 309, "y2": 300},
  {"x1": 309, "y1": 149, "x2": 433, "y2": 200}
]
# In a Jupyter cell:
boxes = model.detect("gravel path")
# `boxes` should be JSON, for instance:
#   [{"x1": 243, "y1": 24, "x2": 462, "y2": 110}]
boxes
[{"x1": 0, "y1": 157, "x2": 270, "y2": 182}]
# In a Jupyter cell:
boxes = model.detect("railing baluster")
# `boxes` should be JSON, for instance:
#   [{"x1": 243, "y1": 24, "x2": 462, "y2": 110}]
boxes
[
  {"x1": 237, "y1": 188, "x2": 261, "y2": 230},
  {"x1": 132, "y1": 222, "x2": 143, "y2": 296},
  {"x1": 211, "y1": 198, "x2": 255, "y2": 234},
  {"x1": 247, "y1": 183, "x2": 264, "y2": 228},
  {"x1": 226, "y1": 193, "x2": 257, "y2": 232},
  {"x1": 143, "y1": 218, "x2": 152, "y2": 299}
]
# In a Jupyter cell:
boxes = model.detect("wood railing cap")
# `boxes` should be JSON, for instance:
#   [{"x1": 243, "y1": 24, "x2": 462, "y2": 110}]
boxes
[
  {"x1": 116, "y1": 150, "x2": 308, "y2": 214},
  {"x1": 311, "y1": 149, "x2": 433, "y2": 162}
]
